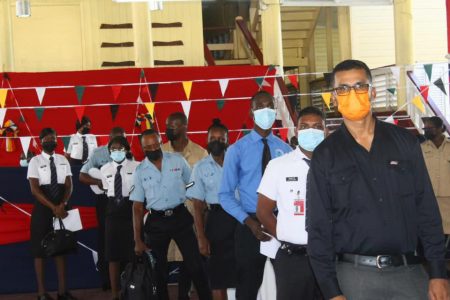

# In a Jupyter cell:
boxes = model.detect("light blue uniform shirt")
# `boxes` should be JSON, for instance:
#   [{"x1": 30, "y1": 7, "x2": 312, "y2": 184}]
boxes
[
  {"x1": 186, "y1": 155, "x2": 222, "y2": 204},
  {"x1": 130, "y1": 152, "x2": 191, "y2": 211},
  {"x1": 219, "y1": 130, "x2": 292, "y2": 224},
  {"x1": 80, "y1": 146, "x2": 111, "y2": 173}
]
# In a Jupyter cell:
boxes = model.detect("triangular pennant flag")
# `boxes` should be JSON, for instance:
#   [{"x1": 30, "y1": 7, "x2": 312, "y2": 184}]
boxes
[
  {"x1": 144, "y1": 102, "x2": 155, "y2": 119},
  {"x1": 140, "y1": 69, "x2": 145, "y2": 79},
  {"x1": 75, "y1": 86, "x2": 85, "y2": 104},
  {"x1": 434, "y1": 78, "x2": 447, "y2": 95},
  {"x1": 181, "y1": 101, "x2": 192, "y2": 119},
  {"x1": 424, "y1": 64, "x2": 433, "y2": 81},
  {"x1": 148, "y1": 84, "x2": 159, "y2": 100},
  {"x1": 0, "y1": 89, "x2": 7, "y2": 108},
  {"x1": 255, "y1": 77, "x2": 264, "y2": 87},
  {"x1": 287, "y1": 75, "x2": 299, "y2": 89},
  {"x1": 74, "y1": 106, "x2": 85, "y2": 122},
  {"x1": 19, "y1": 114, "x2": 25, "y2": 123},
  {"x1": 110, "y1": 104, "x2": 119, "y2": 121},
  {"x1": 20, "y1": 136, "x2": 31, "y2": 156},
  {"x1": 261, "y1": 79, "x2": 271, "y2": 87},
  {"x1": 387, "y1": 88, "x2": 396, "y2": 95},
  {"x1": 62, "y1": 136, "x2": 71, "y2": 151},
  {"x1": 36, "y1": 87, "x2": 46, "y2": 104},
  {"x1": 182, "y1": 81, "x2": 193, "y2": 100},
  {"x1": 34, "y1": 107, "x2": 45, "y2": 121},
  {"x1": 390, "y1": 66, "x2": 400, "y2": 83},
  {"x1": 111, "y1": 86, "x2": 122, "y2": 100},
  {"x1": 219, "y1": 79, "x2": 229, "y2": 96},
  {"x1": 268, "y1": 65, "x2": 276, "y2": 72},
  {"x1": 412, "y1": 95, "x2": 425, "y2": 113},
  {"x1": 216, "y1": 99, "x2": 225, "y2": 111},
  {"x1": 136, "y1": 95, "x2": 143, "y2": 104},
  {"x1": 321, "y1": 92, "x2": 332, "y2": 109},
  {"x1": 384, "y1": 115, "x2": 395, "y2": 124},
  {"x1": 420, "y1": 85, "x2": 429, "y2": 102},
  {"x1": 278, "y1": 128, "x2": 288, "y2": 142},
  {"x1": 0, "y1": 108, "x2": 6, "y2": 126},
  {"x1": 394, "y1": 119, "x2": 399, "y2": 125}
]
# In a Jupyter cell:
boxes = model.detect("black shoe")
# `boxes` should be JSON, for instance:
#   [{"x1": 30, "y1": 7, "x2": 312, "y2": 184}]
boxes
[
  {"x1": 57, "y1": 291, "x2": 77, "y2": 300},
  {"x1": 37, "y1": 293, "x2": 54, "y2": 300}
]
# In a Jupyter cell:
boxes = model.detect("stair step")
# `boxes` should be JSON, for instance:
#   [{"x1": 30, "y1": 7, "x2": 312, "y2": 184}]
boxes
[
  {"x1": 207, "y1": 43, "x2": 234, "y2": 51},
  {"x1": 215, "y1": 59, "x2": 252, "y2": 66}
]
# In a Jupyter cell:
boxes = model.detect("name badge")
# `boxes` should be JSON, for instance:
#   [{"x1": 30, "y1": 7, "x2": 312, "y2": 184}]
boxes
[{"x1": 286, "y1": 177, "x2": 298, "y2": 182}]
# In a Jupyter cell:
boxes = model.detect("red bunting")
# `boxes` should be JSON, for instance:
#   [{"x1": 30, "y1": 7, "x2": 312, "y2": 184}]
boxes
[
  {"x1": 288, "y1": 75, "x2": 299, "y2": 90},
  {"x1": 420, "y1": 86, "x2": 429, "y2": 102},
  {"x1": 111, "y1": 86, "x2": 122, "y2": 100},
  {"x1": 74, "y1": 106, "x2": 85, "y2": 122}
]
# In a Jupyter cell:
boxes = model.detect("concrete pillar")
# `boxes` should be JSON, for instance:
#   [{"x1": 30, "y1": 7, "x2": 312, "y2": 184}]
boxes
[{"x1": 131, "y1": 3, "x2": 154, "y2": 67}]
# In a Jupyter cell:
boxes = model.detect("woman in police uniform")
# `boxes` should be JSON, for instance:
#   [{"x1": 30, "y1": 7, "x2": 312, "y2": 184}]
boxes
[
  {"x1": 65, "y1": 116, "x2": 97, "y2": 165},
  {"x1": 27, "y1": 128, "x2": 76, "y2": 300},
  {"x1": 100, "y1": 136, "x2": 139, "y2": 300},
  {"x1": 186, "y1": 119, "x2": 237, "y2": 300}
]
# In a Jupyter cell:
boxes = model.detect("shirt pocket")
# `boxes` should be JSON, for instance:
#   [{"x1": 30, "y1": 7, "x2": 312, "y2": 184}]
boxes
[
  {"x1": 105, "y1": 174, "x2": 115, "y2": 196},
  {"x1": 56, "y1": 164, "x2": 69, "y2": 183},
  {"x1": 329, "y1": 165, "x2": 357, "y2": 208},
  {"x1": 387, "y1": 160, "x2": 414, "y2": 197},
  {"x1": 37, "y1": 166, "x2": 50, "y2": 185},
  {"x1": 71, "y1": 142, "x2": 82, "y2": 158},
  {"x1": 124, "y1": 172, "x2": 134, "y2": 196}
]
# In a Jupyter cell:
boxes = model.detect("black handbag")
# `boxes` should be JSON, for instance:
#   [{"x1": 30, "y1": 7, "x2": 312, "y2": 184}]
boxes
[
  {"x1": 121, "y1": 252, "x2": 158, "y2": 300},
  {"x1": 41, "y1": 217, "x2": 77, "y2": 257}
]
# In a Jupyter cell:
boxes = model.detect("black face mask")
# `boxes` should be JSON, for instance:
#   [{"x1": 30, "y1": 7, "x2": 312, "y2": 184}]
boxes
[
  {"x1": 145, "y1": 149, "x2": 163, "y2": 161},
  {"x1": 81, "y1": 127, "x2": 90, "y2": 135},
  {"x1": 207, "y1": 140, "x2": 227, "y2": 156},
  {"x1": 165, "y1": 128, "x2": 179, "y2": 142},
  {"x1": 424, "y1": 130, "x2": 437, "y2": 140},
  {"x1": 42, "y1": 141, "x2": 57, "y2": 153}
]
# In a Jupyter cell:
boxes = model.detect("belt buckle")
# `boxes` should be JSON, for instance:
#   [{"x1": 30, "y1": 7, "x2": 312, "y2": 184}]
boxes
[
  {"x1": 376, "y1": 255, "x2": 391, "y2": 269},
  {"x1": 164, "y1": 209, "x2": 173, "y2": 217}
]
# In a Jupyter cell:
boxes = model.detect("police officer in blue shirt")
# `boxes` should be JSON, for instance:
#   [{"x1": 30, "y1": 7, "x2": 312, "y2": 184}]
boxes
[
  {"x1": 219, "y1": 91, "x2": 292, "y2": 299},
  {"x1": 187, "y1": 119, "x2": 237, "y2": 300},
  {"x1": 130, "y1": 129, "x2": 212, "y2": 300},
  {"x1": 79, "y1": 127, "x2": 125, "y2": 289}
]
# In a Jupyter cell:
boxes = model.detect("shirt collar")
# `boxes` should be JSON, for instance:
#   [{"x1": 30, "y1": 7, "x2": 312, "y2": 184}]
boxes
[
  {"x1": 249, "y1": 129, "x2": 274, "y2": 142},
  {"x1": 76, "y1": 132, "x2": 83, "y2": 138},
  {"x1": 293, "y1": 147, "x2": 309, "y2": 161},
  {"x1": 207, "y1": 154, "x2": 222, "y2": 168},
  {"x1": 113, "y1": 159, "x2": 128, "y2": 168},
  {"x1": 41, "y1": 151, "x2": 53, "y2": 161}
]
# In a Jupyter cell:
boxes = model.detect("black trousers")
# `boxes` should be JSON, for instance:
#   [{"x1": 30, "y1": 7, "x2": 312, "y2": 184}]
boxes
[
  {"x1": 95, "y1": 193, "x2": 109, "y2": 286},
  {"x1": 234, "y1": 222, "x2": 267, "y2": 300},
  {"x1": 273, "y1": 248, "x2": 319, "y2": 300},
  {"x1": 145, "y1": 206, "x2": 211, "y2": 300}
]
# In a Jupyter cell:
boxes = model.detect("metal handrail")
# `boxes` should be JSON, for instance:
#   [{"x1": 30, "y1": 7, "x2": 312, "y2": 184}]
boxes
[{"x1": 235, "y1": 16, "x2": 264, "y2": 65}]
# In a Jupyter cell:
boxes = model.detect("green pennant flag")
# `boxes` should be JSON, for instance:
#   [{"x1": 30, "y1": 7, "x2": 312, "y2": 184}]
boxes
[
  {"x1": 242, "y1": 124, "x2": 250, "y2": 136},
  {"x1": 140, "y1": 69, "x2": 145, "y2": 79},
  {"x1": 268, "y1": 65, "x2": 276, "y2": 72},
  {"x1": 216, "y1": 99, "x2": 225, "y2": 111},
  {"x1": 424, "y1": 64, "x2": 433, "y2": 81},
  {"x1": 34, "y1": 107, "x2": 45, "y2": 121},
  {"x1": 255, "y1": 77, "x2": 264, "y2": 87},
  {"x1": 110, "y1": 104, "x2": 119, "y2": 121},
  {"x1": 19, "y1": 115, "x2": 25, "y2": 123},
  {"x1": 387, "y1": 88, "x2": 396, "y2": 95},
  {"x1": 434, "y1": 77, "x2": 447, "y2": 95},
  {"x1": 62, "y1": 136, "x2": 71, "y2": 151},
  {"x1": 75, "y1": 86, "x2": 85, "y2": 104}
]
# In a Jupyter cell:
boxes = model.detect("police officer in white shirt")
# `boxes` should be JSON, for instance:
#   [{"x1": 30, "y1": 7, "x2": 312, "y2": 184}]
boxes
[
  {"x1": 100, "y1": 135, "x2": 139, "y2": 300},
  {"x1": 66, "y1": 116, "x2": 97, "y2": 165},
  {"x1": 27, "y1": 128, "x2": 77, "y2": 300},
  {"x1": 256, "y1": 107, "x2": 327, "y2": 300}
]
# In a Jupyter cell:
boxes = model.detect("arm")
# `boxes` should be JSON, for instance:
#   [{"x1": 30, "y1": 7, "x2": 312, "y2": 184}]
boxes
[
  {"x1": 256, "y1": 194, "x2": 277, "y2": 238},
  {"x1": 132, "y1": 201, "x2": 148, "y2": 255},
  {"x1": 256, "y1": 160, "x2": 279, "y2": 238},
  {"x1": 192, "y1": 199, "x2": 209, "y2": 256},
  {"x1": 79, "y1": 156, "x2": 103, "y2": 188},
  {"x1": 61, "y1": 176, "x2": 72, "y2": 204}
]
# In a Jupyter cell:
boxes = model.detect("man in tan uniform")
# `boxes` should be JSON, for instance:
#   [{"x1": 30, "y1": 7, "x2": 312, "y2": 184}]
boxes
[
  {"x1": 421, "y1": 116, "x2": 450, "y2": 234},
  {"x1": 162, "y1": 112, "x2": 208, "y2": 299}
]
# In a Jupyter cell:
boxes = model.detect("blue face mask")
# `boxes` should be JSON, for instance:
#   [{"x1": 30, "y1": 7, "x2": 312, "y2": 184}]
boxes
[
  {"x1": 253, "y1": 108, "x2": 276, "y2": 130},
  {"x1": 110, "y1": 150, "x2": 126, "y2": 163},
  {"x1": 297, "y1": 128, "x2": 324, "y2": 152}
]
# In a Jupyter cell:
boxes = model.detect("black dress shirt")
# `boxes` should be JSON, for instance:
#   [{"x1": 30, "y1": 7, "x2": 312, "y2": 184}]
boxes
[{"x1": 307, "y1": 118, "x2": 446, "y2": 299}]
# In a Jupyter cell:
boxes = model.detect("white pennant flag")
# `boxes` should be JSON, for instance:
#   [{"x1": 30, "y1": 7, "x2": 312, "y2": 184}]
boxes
[
  {"x1": 181, "y1": 101, "x2": 192, "y2": 120},
  {"x1": 384, "y1": 115, "x2": 395, "y2": 124},
  {"x1": 0, "y1": 108, "x2": 6, "y2": 126},
  {"x1": 20, "y1": 136, "x2": 32, "y2": 155},
  {"x1": 262, "y1": 79, "x2": 271, "y2": 87},
  {"x1": 36, "y1": 87, "x2": 46, "y2": 104},
  {"x1": 390, "y1": 67, "x2": 400, "y2": 84},
  {"x1": 136, "y1": 95, "x2": 143, "y2": 104},
  {"x1": 219, "y1": 79, "x2": 229, "y2": 96}
]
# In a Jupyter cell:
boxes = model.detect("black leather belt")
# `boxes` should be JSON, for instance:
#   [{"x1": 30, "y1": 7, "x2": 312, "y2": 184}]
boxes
[
  {"x1": 280, "y1": 241, "x2": 308, "y2": 256},
  {"x1": 150, "y1": 204, "x2": 184, "y2": 217},
  {"x1": 208, "y1": 204, "x2": 223, "y2": 211},
  {"x1": 338, "y1": 253, "x2": 423, "y2": 269}
]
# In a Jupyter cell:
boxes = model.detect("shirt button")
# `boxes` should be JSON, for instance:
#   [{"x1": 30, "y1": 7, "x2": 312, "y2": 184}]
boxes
[
  {"x1": 379, "y1": 198, "x2": 383, "y2": 202},
  {"x1": 373, "y1": 177, "x2": 377, "y2": 181}
]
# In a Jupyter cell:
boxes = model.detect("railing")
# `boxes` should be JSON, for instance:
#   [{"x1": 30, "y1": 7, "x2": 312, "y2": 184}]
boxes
[
  {"x1": 203, "y1": 42, "x2": 216, "y2": 66},
  {"x1": 235, "y1": 16, "x2": 263, "y2": 65}
]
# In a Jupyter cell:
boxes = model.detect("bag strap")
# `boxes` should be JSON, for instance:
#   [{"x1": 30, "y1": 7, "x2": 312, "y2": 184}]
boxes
[{"x1": 56, "y1": 217, "x2": 66, "y2": 230}]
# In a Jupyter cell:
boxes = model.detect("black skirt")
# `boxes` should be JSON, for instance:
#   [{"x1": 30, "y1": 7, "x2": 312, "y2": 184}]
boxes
[
  {"x1": 104, "y1": 197, "x2": 134, "y2": 262},
  {"x1": 204, "y1": 205, "x2": 238, "y2": 289}
]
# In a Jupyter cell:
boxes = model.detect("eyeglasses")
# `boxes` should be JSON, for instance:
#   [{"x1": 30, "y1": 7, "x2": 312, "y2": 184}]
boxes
[{"x1": 334, "y1": 83, "x2": 371, "y2": 96}]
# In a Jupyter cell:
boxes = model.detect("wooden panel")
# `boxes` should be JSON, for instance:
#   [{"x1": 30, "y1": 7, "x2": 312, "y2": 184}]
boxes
[
  {"x1": 101, "y1": 61, "x2": 135, "y2": 67},
  {"x1": 153, "y1": 41, "x2": 184, "y2": 46},
  {"x1": 282, "y1": 39, "x2": 304, "y2": 48},
  {"x1": 154, "y1": 59, "x2": 184, "y2": 65},
  {"x1": 281, "y1": 21, "x2": 312, "y2": 31},
  {"x1": 282, "y1": 31, "x2": 308, "y2": 39},
  {"x1": 152, "y1": 22, "x2": 182, "y2": 28},
  {"x1": 101, "y1": 42, "x2": 134, "y2": 48},
  {"x1": 281, "y1": 12, "x2": 316, "y2": 22},
  {"x1": 100, "y1": 23, "x2": 132, "y2": 29}
]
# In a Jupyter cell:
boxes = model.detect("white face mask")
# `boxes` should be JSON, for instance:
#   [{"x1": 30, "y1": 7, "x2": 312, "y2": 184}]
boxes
[{"x1": 20, "y1": 159, "x2": 28, "y2": 167}]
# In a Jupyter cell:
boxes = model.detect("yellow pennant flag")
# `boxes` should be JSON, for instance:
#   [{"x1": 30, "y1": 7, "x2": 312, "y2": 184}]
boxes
[
  {"x1": 0, "y1": 89, "x2": 7, "y2": 108},
  {"x1": 144, "y1": 102, "x2": 155, "y2": 118},
  {"x1": 182, "y1": 81, "x2": 193, "y2": 100},
  {"x1": 412, "y1": 95, "x2": 425, "y2": 113},
  {"x1": 321, "y1": 92, "x2": 332, "y2": 109}
]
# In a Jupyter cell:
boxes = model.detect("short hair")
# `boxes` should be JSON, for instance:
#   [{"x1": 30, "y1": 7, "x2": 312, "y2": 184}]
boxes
[
  {"x1": 167, "y1": 112, "x2": 188, "y2": 125},
  {"x1": 207, "y1": 118, "x2": 228, "y2": 134},
  {"x1": 298, "y1": 106, "x2": 325, "y2": 121},
  {"x1": 251, "y1": 90, "x2": 274, "y2": 106},
  {"x1": 76, "y1": 116, "x2": 91, "y2": 130},
  {"x1": 140, "y1": 129, "x2": 160, "y2": 142},
  {"x1": 39, "y1": 127, "x2": 57, "y2": 140},
  {"x1": 110, "y1": 127, "x2": 125, "y2": 137},
  {"x1": 108, "y1": 136, "x2": 130, "y2": 152},
  {"x1": 424, "y1": 116, "x2": 445, "y2": 130},
  {"x1": 331, "y1": 59, "x2": 372, "y2": 86}
]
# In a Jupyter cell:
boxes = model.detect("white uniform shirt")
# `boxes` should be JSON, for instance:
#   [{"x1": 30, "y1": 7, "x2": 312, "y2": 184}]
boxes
[
  {"x1": 101, "y1": 159, "x2": 140, "y2": 198},
  {"x1": 66, "y1": 133, "x2": 98, "y2": 160},
  {"x1": 27, "y1": 152, "x2": 72, "y2": 185},
  {"x1": 257, "y1": 147, "x2": 309, "y2": 245}
]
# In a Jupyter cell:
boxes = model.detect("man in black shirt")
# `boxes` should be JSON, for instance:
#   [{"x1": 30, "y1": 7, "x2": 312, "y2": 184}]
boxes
[{"x1": 307, "y1": 59, "x2": 449, "y2": 300}]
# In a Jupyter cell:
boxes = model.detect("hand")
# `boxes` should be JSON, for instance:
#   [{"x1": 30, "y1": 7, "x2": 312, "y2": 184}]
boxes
[
  {"x1": 53, "y1": 203, "x2": 68, "y2": 219},
  {"x1": 330, "y1": 296, "x2": 346, "y2": 300},
  {"x1": 96, "y1": 179, "x2": 103, "y2": 190},
  {"x1": 245, "y1": 217, "x2": 271, "y2": 241},
  {"x1": 134, "y1": 239, "x2": 148, "y2": 256},
  {"x1": 429, "y1": 278, "x2": 449, "y2": 300},
  {"x1": 198, "y1": 236, "x2": 210, "y2": 257}
]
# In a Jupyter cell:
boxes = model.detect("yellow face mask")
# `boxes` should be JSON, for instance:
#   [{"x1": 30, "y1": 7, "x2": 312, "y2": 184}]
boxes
[{"x1": 337, "y1": 90, "x2": 371, "y2": 121}]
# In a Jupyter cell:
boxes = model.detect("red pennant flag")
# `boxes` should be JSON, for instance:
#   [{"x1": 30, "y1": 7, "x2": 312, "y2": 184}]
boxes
[
  {"x1": 394, "y1": 119, "x2": 399, "y2": 125},
  {"x1": 288, "y1": 75, "x2": 299, "y2": 90},
  {"x1": 74, "y1": 106, "x2": 85, "y2": 122},
  {"x1": 278, "y1": 128, "x2": 288, "y2": 142},
  {"x1": 111, "y1": 86, "x2": 122, "y2": 100},
  {"x1": 140, "y1": 85, "x2": 151, "y2": 102},
  {"x1": 420, "y1": 86, "x2": 429, "y2": 102}
]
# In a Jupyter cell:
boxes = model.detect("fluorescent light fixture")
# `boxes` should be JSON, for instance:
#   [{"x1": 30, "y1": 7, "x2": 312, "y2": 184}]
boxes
[{"x1": 16, "y1": 0, "x2": 31, "y2": 18}]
